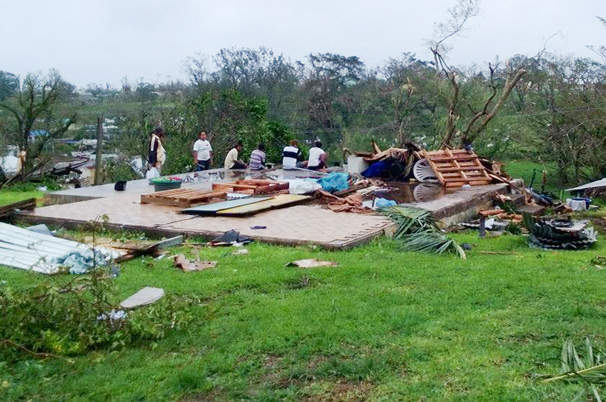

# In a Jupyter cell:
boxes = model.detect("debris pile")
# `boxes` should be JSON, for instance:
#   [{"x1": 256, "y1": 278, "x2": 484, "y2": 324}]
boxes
[{"x1": 523, "y1": 216, "x2": 597, "y2": 250}]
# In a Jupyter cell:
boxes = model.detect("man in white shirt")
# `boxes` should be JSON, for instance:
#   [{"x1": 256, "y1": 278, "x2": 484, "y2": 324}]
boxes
[
  {"x1": 224, "y1": 141, "x2": 247, "y2": 169},
  {"x1": 193, "y1": 131, "x2": 213, "y2": 171},
  {"x1": 308, "y1": 140, "x2": 327, "y2": 171}
]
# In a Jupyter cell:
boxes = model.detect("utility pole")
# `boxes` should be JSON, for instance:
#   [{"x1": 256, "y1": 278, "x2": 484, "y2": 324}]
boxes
[{"x1": 94, "y1": 116, "x2": 103, "y2": 185}]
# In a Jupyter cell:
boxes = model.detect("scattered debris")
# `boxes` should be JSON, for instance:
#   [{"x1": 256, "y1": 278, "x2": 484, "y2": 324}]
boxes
[
  {"x1": 232, "y1": 249, "x2": 249, "y2": 255},
  {"x1": 115, "y1": 235, "x2": 184, "y2": 262},
  {"x1": 382, "y1": 206, "x2": 466, "y2": 259},
  {"x1": 286, "y1": 259, "x2": 338, "y2": 268},
  {"x1": 174, "y1": 254, "x2": 217, "y2": 271},
  {"x1": 120, "y1": 287, "x2": 165, "y2": 309},
  {"x1": 317, "y1": 172, "x2": 349, "y2": 193},
  {"x1": 210, "y1": 230, "x2": 251, "y2": 246},
  {"x1": 523, "y1": 216, "x2": 598, "y2": 250},
  {"x1": 0, "y1": 198, "x2": 36, "y2": 220},
  {"x1": 26, "y1": 224, "x2": 53, "y2": 236},
  {"x1": 250, "y1": 226, "x2": 266, "y2": 230},
  {"x1": 0, "y1": 222, "x2": 120, "y2": 274}
]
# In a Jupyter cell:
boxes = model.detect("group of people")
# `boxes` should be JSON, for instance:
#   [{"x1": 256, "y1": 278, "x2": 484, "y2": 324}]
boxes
[{"x1": 149, "y1": 129, "x2": 327, "y2": 173}]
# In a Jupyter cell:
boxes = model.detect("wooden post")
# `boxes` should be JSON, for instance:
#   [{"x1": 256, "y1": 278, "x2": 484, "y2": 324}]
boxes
[{"x1": 94, "y1": 116, "x2": 103, "y2": 185}]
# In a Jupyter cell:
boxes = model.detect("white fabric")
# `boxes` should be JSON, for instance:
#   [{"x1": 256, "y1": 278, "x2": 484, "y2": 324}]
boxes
[
  {"x1": 288, "y1": 179, "x2": 322, "y2": 195},
  {"x1": 308, "y1": 147, "x2": 326, "y2": 167},
  {"x1": 150, "y1": 134, "x2": 166, "y2": 164},
  {"x1": 193, "y1": 139, "x2": 212, "y2": 161},
  {"x1": 224, "y1": 148, "x2": 239, "y2": 169},
  {"x1": 282, "y1": 145, "x2": 299, "y2": 169}
]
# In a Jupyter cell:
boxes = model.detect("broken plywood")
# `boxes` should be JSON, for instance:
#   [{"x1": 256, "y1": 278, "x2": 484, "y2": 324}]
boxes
[{"x1": 216, "y1": 194, "x2": 311, "y2": 216}]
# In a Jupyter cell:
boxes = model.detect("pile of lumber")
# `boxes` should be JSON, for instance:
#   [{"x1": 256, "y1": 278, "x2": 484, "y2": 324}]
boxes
[{"x1": 212, "y1": 179, "x2": 289, "y2": 195}]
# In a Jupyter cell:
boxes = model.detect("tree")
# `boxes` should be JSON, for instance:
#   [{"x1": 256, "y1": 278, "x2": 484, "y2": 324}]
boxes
[
  {"x1": 0, "y1": 70, "x2": 76, "y2": 180},
  {"x1": 427, "y1": 0, "x2": 526, "y2": 149},
  {"x1": 0, "y1": 71, "x2": 19, "y2": 101}
]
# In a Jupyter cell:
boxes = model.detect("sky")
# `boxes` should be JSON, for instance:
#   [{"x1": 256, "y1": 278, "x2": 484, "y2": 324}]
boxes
[{"x1": 1, "y1": 0, "x2": 605, "y2": 88}]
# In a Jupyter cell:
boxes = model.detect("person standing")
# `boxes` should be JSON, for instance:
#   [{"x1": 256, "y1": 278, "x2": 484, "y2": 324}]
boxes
[
  {"x1": 307, "y1": 140, "x2": 327, "y2": 171},
  {"x1": 193, "y1": 131, "x2": 213, "y2": 171},
  {"x1": 224, "y1": 141, "x2": 247, "y2": 169},
  {"x1": 282, "y1": 140, "x2": 303, "y2": 170},
  {"x1": 148, "y1": 127, "x2": 166, "y2": 173},
  {"x1": 249, "y1": 144, "x2": 266, "y2": 170}
]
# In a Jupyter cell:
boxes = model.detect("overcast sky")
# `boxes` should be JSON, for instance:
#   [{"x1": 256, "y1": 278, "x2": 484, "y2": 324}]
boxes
[{"x1": 1, "y1": 0, "x2": 605, "y2": 88}]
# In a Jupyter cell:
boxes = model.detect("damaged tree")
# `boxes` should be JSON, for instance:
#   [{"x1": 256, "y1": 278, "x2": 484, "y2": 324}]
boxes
[
  {"x1": 428, "y1": 0, "x2": 527, "y2": 149},
  {"x1": 0, "y1": 70, "x2": 76, "y2": 186}
]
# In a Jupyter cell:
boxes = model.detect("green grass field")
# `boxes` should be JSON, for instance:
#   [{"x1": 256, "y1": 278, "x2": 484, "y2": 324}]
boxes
[
  {"x1": 1, "y1": 163, "x2": 605, "y2": 400},
  {"x1": 3, "y1": 230, "x2": 606, "y2": 401}
]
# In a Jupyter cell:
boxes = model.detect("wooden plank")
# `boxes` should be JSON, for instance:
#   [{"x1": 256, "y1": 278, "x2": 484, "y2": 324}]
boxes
[
  {"x1": 181, "y1": 197, "x2": 271, "y2": 215},
  {"x1": 436, "y1": 166, "x2": 487, "y2": 173},
  {"x1": 217, "y1": 194, "x2": 311, "y2": 216},
  {"x1": 236, "y1": 179, "x2": 280, "y2": 186},
  {"x1": 0, "y1": 198, "x2": 36, "y2": 218},
  {"x1": 253, "y1": 182, "x2": 290, "y2": 194},
  {"x1": 212, "y1": 183, "x2": 258, "y2": 191}
]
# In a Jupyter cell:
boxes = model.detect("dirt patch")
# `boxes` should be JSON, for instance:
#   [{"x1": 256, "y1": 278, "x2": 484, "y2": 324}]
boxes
[{"x1": 301, "y1": 380, "x2": 374, "y2": 402}]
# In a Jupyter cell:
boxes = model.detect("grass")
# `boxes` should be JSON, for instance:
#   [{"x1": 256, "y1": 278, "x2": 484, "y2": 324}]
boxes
[
  {"x1": 1, "y1": 160, "x2": 605, "y2": 400},
  {"x1": 2, "y1": 230, "x2": 606, "y2": 401}
]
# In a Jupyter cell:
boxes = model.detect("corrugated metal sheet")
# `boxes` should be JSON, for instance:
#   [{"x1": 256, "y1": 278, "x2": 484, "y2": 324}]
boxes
[{"x1": 0, "y1": 223, "x2": 119, "y2": 274}]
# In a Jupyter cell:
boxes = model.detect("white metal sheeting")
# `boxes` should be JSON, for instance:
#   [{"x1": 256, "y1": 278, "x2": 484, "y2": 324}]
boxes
[
  {"x1": 566, "y1": 178, "x2": 606, "y2": 192},
  {"x1": 0, "y1": 223, "x2": 117, "y2": 274}
]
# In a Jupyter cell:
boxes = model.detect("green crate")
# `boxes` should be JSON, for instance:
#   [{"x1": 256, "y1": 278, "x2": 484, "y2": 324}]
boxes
[{"x1": 153, "y1": 181, "x2": 182, "y2": 192}]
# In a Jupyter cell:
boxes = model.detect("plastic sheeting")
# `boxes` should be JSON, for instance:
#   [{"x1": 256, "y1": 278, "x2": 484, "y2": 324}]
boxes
[{"x1": 317, "y1": 173, "x2": 349, "y2": 193}]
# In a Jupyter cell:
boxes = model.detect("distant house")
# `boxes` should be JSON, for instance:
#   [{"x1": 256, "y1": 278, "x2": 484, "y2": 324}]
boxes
[{"x1": 28, "y1": 130, "x2": 49, "y2": 142}]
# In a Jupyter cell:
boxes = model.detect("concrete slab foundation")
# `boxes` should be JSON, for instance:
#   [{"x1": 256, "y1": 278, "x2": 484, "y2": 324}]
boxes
[
  {"x1": 29, "y1": 169, "x2": 518, "y2": 248},
  {"x1": 20, "y1": 193, "x2": 394, "y2": 249}
]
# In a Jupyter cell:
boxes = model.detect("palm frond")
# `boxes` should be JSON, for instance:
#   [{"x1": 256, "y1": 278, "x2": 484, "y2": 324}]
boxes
[
  {"x1": 543, "y1": 338, "x2": 606, "y2": 400},
  {"x1": 382, "y1": 206, "x2": 466, "y2": 259}
]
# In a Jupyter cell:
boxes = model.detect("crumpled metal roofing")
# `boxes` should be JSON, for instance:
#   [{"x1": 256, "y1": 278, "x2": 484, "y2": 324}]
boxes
[{"x1": 0, "y1": 222, "x2": 120, "y2": 274}]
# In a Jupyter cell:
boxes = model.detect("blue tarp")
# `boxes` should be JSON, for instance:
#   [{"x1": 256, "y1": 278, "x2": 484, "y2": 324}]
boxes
[{"x1": 317, "y1": 172, "x2": 349, "y2": 193}]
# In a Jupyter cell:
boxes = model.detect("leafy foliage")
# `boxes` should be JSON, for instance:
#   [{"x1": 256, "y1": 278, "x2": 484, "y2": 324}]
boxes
[
  {"x1": 542, "y1": 338, "x2": 606, "y2": 401},
  {"x1": 382, "y1": 205, "x2": 466, "y2": 258},
  {"x1": 0, "y1": 267, "x2": 194, "y2": 361}
]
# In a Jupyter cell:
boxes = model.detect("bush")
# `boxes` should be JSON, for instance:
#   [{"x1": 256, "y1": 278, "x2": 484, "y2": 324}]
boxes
[{"x1": 0, "y1": 267, "x2": 194, "y2": 361}]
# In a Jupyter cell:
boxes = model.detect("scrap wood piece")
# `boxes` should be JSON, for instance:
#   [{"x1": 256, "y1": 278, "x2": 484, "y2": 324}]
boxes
[
  {"x1": 286, "y1": 259, "x2": 339, "y2": 268},
  {"x1": 120, "y1": 287, "x2": 165, "y2": 309},
  {"x1": 181, "y1": 197, "x2": 271, "y2": 215},
  {"x1": 0, "y1": 198, "x2": 37, "y2": 219},
  {"x1": 114, "y1": 235, "x2": 184, "y2": 263},
  {"x1": 479, "y1": 209, "x2": 505, "y2": 217},
  {"x1": 174, "y1": 254, "x2": 216, "y2": 271},
  {"x1": 216, "y1": 194, "x2": 311, "y2": 216}
]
